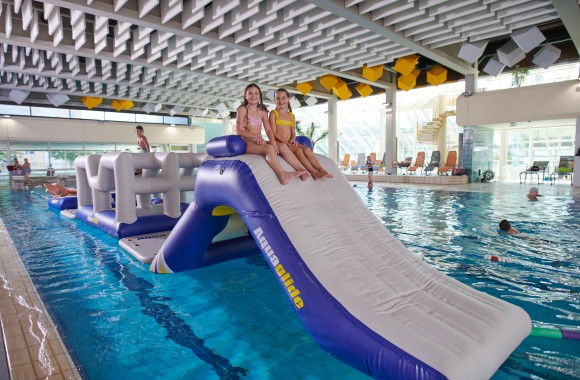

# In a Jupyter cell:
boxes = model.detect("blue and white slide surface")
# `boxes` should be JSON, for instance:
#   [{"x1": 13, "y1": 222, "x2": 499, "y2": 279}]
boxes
[{"x1": 151, "y1": 139, "x2": 531, "y2": 379}]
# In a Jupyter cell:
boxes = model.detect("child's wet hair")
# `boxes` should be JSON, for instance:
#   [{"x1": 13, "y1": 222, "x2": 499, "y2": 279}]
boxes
[{"x1": 499, "y1": 219, "x2": 511, "y2": 231}]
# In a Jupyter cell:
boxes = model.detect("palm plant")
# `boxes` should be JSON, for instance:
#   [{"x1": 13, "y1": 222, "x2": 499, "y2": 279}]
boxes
[{"x1": 295, "y1": 121, "x2": 329, "y2": 146}]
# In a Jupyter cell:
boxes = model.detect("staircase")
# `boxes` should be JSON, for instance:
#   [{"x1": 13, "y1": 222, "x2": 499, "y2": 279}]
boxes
[{"x1": 415, "y1": 93, "x2": 458, "y2": 145}]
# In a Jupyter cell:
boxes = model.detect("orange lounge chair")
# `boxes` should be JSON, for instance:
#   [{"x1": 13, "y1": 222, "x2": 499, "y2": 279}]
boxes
[
  {"x1": 338, "y1": 154, "x2": 351, "y2": 171},
  {"x1": 407, "y1": 152, "x2": 425, "y2": 175},
  {"x1": 438, "y1": 151, "x2": 457, "y2": 175}
]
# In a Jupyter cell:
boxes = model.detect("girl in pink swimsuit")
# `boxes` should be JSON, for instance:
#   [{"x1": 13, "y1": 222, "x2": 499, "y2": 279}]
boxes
[{"x1": 235, "y1": 83, "x2": 306, "y2": 185}]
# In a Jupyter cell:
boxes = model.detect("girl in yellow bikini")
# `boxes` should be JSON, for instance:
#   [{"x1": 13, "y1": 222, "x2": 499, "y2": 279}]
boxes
[
  {"x1": 269, "y1": 88, "x2": 332, "y2": 180},
  {"x1": 235, "y1": 83, "x2": 307, "y2": 185}
]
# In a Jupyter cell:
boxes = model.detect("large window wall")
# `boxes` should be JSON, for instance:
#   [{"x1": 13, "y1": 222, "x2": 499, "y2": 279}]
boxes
[
  {"x1": 495, "y1": 123, "x2": 576, "y2": 181},
  {"x1": 0, "y1": 141, "x2": 172, "y2": 178}
]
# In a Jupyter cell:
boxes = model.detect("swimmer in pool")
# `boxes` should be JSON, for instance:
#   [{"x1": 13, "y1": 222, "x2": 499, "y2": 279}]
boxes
[{"x1": 43, "y1": 182, "x2": 77, "y2": 198}]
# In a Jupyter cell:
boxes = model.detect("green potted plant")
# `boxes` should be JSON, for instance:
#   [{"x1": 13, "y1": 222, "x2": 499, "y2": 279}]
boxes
[{"x1": 512, "y1": 65, "x2": 529, "y2": 87}]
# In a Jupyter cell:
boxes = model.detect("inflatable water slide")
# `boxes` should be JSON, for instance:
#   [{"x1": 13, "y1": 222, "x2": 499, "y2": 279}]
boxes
[{"x1": 151, "y1": 136, "x2": 531, "y2": 380}]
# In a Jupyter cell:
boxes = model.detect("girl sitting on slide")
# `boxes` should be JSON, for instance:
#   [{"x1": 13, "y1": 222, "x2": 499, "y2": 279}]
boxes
[
  {"x1": 235, "y1": 83, "x2": 306, "y2": 185},
  {"x1": 269, "y1": 88, "x2": 332, "y2": 179}
]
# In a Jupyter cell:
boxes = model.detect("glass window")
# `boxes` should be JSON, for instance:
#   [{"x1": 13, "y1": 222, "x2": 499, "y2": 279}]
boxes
[
  {"x1": 105, "y1": 112, "x2": 136, "y2": 122},
  {"x1": 48, "y1": 143, "x2": 85, "y2": 175},
  {"x1": 293, "y1": 103, "x2": 330, "y2": 155},
  {"x1": 0, "y1": 104, "x2": 31, "y2": 116},
  {"x1": 163, "y1": 116, "x2": 189, "y2": 125},
  {"x1": 136, "y1": 114, "x2": 164, "y2": 124},
  {"x1": 9, "y1": 142, "x2": 49, "y2": 176},
  {"x1": 70, "y1": 109, "x2": 105, "y2": 121},
  {"x1": 31, "y1": 107, "x2": 70, "y2": 118}
]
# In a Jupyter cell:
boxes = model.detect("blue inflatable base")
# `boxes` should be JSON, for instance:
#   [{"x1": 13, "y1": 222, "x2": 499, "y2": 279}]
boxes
[
  {"x1": 47, "y1": 196, "x2": 78, "y2": 211},
  {"x1": 77, "y1": 204, "x2": 189, "y2": 238}
]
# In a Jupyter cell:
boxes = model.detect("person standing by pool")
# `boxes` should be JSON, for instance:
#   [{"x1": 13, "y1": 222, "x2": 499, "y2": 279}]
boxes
[
  {"x1": 21, "y1": 158, "x2": 34, "y2": 187},
  {"x1": 135, "y1": 125, "x2": 150, "y2": 175},
  {"x1": 366, "y1": 155, "x2": 374, "y2": 182},
  {"x1": 136, "y1": 125, "x2": 150, "y2": 153},
  {"x1": 10, "y1": 157, "x2": 21, "y2": 173}
]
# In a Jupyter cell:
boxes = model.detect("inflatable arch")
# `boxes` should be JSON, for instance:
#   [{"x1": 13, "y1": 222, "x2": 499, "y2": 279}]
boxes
[
  {"x1": 74, "y1": 151, "x2": 208, "y2": 238},
  {"x1": 150, "y1": 135, "x2": 531, "y2": 380}
]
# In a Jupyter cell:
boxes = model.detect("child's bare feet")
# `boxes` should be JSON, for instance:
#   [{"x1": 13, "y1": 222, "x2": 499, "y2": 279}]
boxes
[
  {"x1": 321, "y1": 170, "x2": 333, "y2": 178},
  {"x1": 299, "y1": 172, "x2": 310, "y2": 181},
  {"x1": 312, "y1": 170, "x2": 333, "y2": 179},
  {"x1": 278, "y1": 171, "x2": 306, "y2": 185},
  {"x1": 312, "y1": 170, "x2": 327, "y2": 180}
]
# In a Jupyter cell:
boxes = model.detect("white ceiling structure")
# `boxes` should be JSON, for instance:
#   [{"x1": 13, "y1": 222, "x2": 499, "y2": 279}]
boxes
[{"x1": 0, "y1": 0, "x2": 578, "y2": 117}]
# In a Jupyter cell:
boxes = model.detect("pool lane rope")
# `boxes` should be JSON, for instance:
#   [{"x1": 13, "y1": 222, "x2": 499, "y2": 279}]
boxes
[{"x1": 531, "y1": 326, "x2": 580, "y2": 340}]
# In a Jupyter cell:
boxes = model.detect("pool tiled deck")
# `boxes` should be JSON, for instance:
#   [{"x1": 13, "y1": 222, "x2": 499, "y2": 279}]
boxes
[
  {"x1": 0, "y1": 219, "x2": 82, "y2": 380},
  {"x1": 345, "y1": 172, "x2": 469, "y2": 185},
  {"x1": 0, "y1": 178, "x2": 577, "y2": 380}
]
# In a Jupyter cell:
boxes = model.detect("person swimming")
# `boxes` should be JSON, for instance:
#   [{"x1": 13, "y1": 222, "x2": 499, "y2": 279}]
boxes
[
  {"x1": 527, "y1": 187, "x2": 540, "y2": 201},
  {"x1": 499, "y1": 219, "x2": 519, "y2": 234}
]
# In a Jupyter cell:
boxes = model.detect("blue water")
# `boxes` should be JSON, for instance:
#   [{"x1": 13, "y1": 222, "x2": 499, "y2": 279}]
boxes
[{"x1": 0, "y1": 185, "x2": 579, "y2": 379}]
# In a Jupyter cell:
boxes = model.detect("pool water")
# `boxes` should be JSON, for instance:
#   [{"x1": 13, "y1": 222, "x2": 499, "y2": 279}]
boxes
[
  {"x1": 356, "y1": 185, "x2": 580, "y2": 379},
  {"x1": 0, "y1": 185, "x2": 579, "y2": 379}
]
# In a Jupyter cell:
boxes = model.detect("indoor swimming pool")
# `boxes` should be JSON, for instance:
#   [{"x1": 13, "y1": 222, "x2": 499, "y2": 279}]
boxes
[{"x1": 0, "y1": 184, "x2": 578, "y2": 379}]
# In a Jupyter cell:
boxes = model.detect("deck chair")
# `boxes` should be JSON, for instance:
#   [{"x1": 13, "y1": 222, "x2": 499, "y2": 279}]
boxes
[
  {"x1": 519, "y1": 160, "x2": 549, "y2": 184},
  {"x1": 351, "y1": 153, "x2": 366, "y2": 173},
  {"x1": 373, "y1": 152, "x2": 385, "y2": 173},
  {"x1": 407, "y1": 152, "x2": 425, "y2": 175},
  {"x1": 338, "y1": 154, "x2": 350, "y2": 171},
  {"x1": 424, "y1": 151, "x2": 440, "y2": 175},
  {"x1": 396, "y1": 157, "x2": 412, "y2": 174},
  {"x1": 438, "y1": 151, "x2": 457, "y2": 175},
  {"x1": 550, "y1": 156, "x2": 574, "y2": 185}
]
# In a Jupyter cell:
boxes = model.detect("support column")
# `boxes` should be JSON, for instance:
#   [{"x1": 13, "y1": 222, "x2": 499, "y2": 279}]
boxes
[
  {"x1": 437, "y1": 117, "x2": 447, "y2": 160},
  {"x1": 327, "y1": 95, "x2": 338, "y2": 162},
  {"x1": 463, "y1": 127, "x2": 474, "y2": 183},
  {"x1": 462, "y1": 73, "x2": 478, "y2": 183},
  {"x1": 574, "y1": 117, "x2": 580, "y2": 187},
  {"x1": 499, "y1": 129, "x2": 507, "y2": 180},
  {"x1": 384, "y1": 85, "x2": 396, "y2": 174},
  {"x1": 223, "y1": 116, "x2": 233, "y2": 135}
]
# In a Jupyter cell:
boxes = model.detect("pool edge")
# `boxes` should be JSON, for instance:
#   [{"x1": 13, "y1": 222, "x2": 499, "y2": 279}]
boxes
[{"x1": 0, "y1": 218, "x2": 83, "y2": 380}]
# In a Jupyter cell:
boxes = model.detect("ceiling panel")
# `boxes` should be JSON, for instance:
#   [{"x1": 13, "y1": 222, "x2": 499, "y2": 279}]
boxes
[{"x1": 0, "y1": 0, "x2": 574, "y2": 116}]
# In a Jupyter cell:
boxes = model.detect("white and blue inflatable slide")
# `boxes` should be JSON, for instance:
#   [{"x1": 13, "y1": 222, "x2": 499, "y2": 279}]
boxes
[{"x1": 151, "y1": 136, "x2": 531, "y2": 380}]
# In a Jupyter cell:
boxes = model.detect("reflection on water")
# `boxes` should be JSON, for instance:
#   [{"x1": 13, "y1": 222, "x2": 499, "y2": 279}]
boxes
[{"x1": 356, "y1": 185, "x2": 580, "y2": 380}]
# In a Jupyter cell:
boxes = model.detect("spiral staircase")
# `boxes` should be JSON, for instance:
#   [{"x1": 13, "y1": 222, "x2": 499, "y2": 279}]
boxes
[{"x1": 415, "y1": 93, "x2": 458, "y2": 145}]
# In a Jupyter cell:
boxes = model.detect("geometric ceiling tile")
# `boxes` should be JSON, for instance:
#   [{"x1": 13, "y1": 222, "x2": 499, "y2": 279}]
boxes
[
  {"x1": 138, "y1": 0, "x2": 159, "y2": 18},
  {"x1": 9, "y1": 89, "x2": 30, "y2": 104},
  {"x1": 482, "y1": 53, "x2": 505, "y2": 76},
  {"x1": 393, "y1": 54, "x2": 419, "y2": 75},
  {"x1": 161, "y1": 0, "x2": 183, "y2": 23},
  {"x1": 46, "y1": 93, "x2": 69, "y2": 107},
  {"x1": 511, "y1": 26, "x2": 545, "y2": 53},
  {"x1": 457, "y1": 40, "x2": 488, "y2": 63},
  {"x1": 532, "y1": 44, "x2": 561, "y2": 69},
  {"x1": 497, "y1": 39, "x2": 525, "y2": 67},
  {"x1": 426, "y1": 66, "x2": 447, "y2": 86}
]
